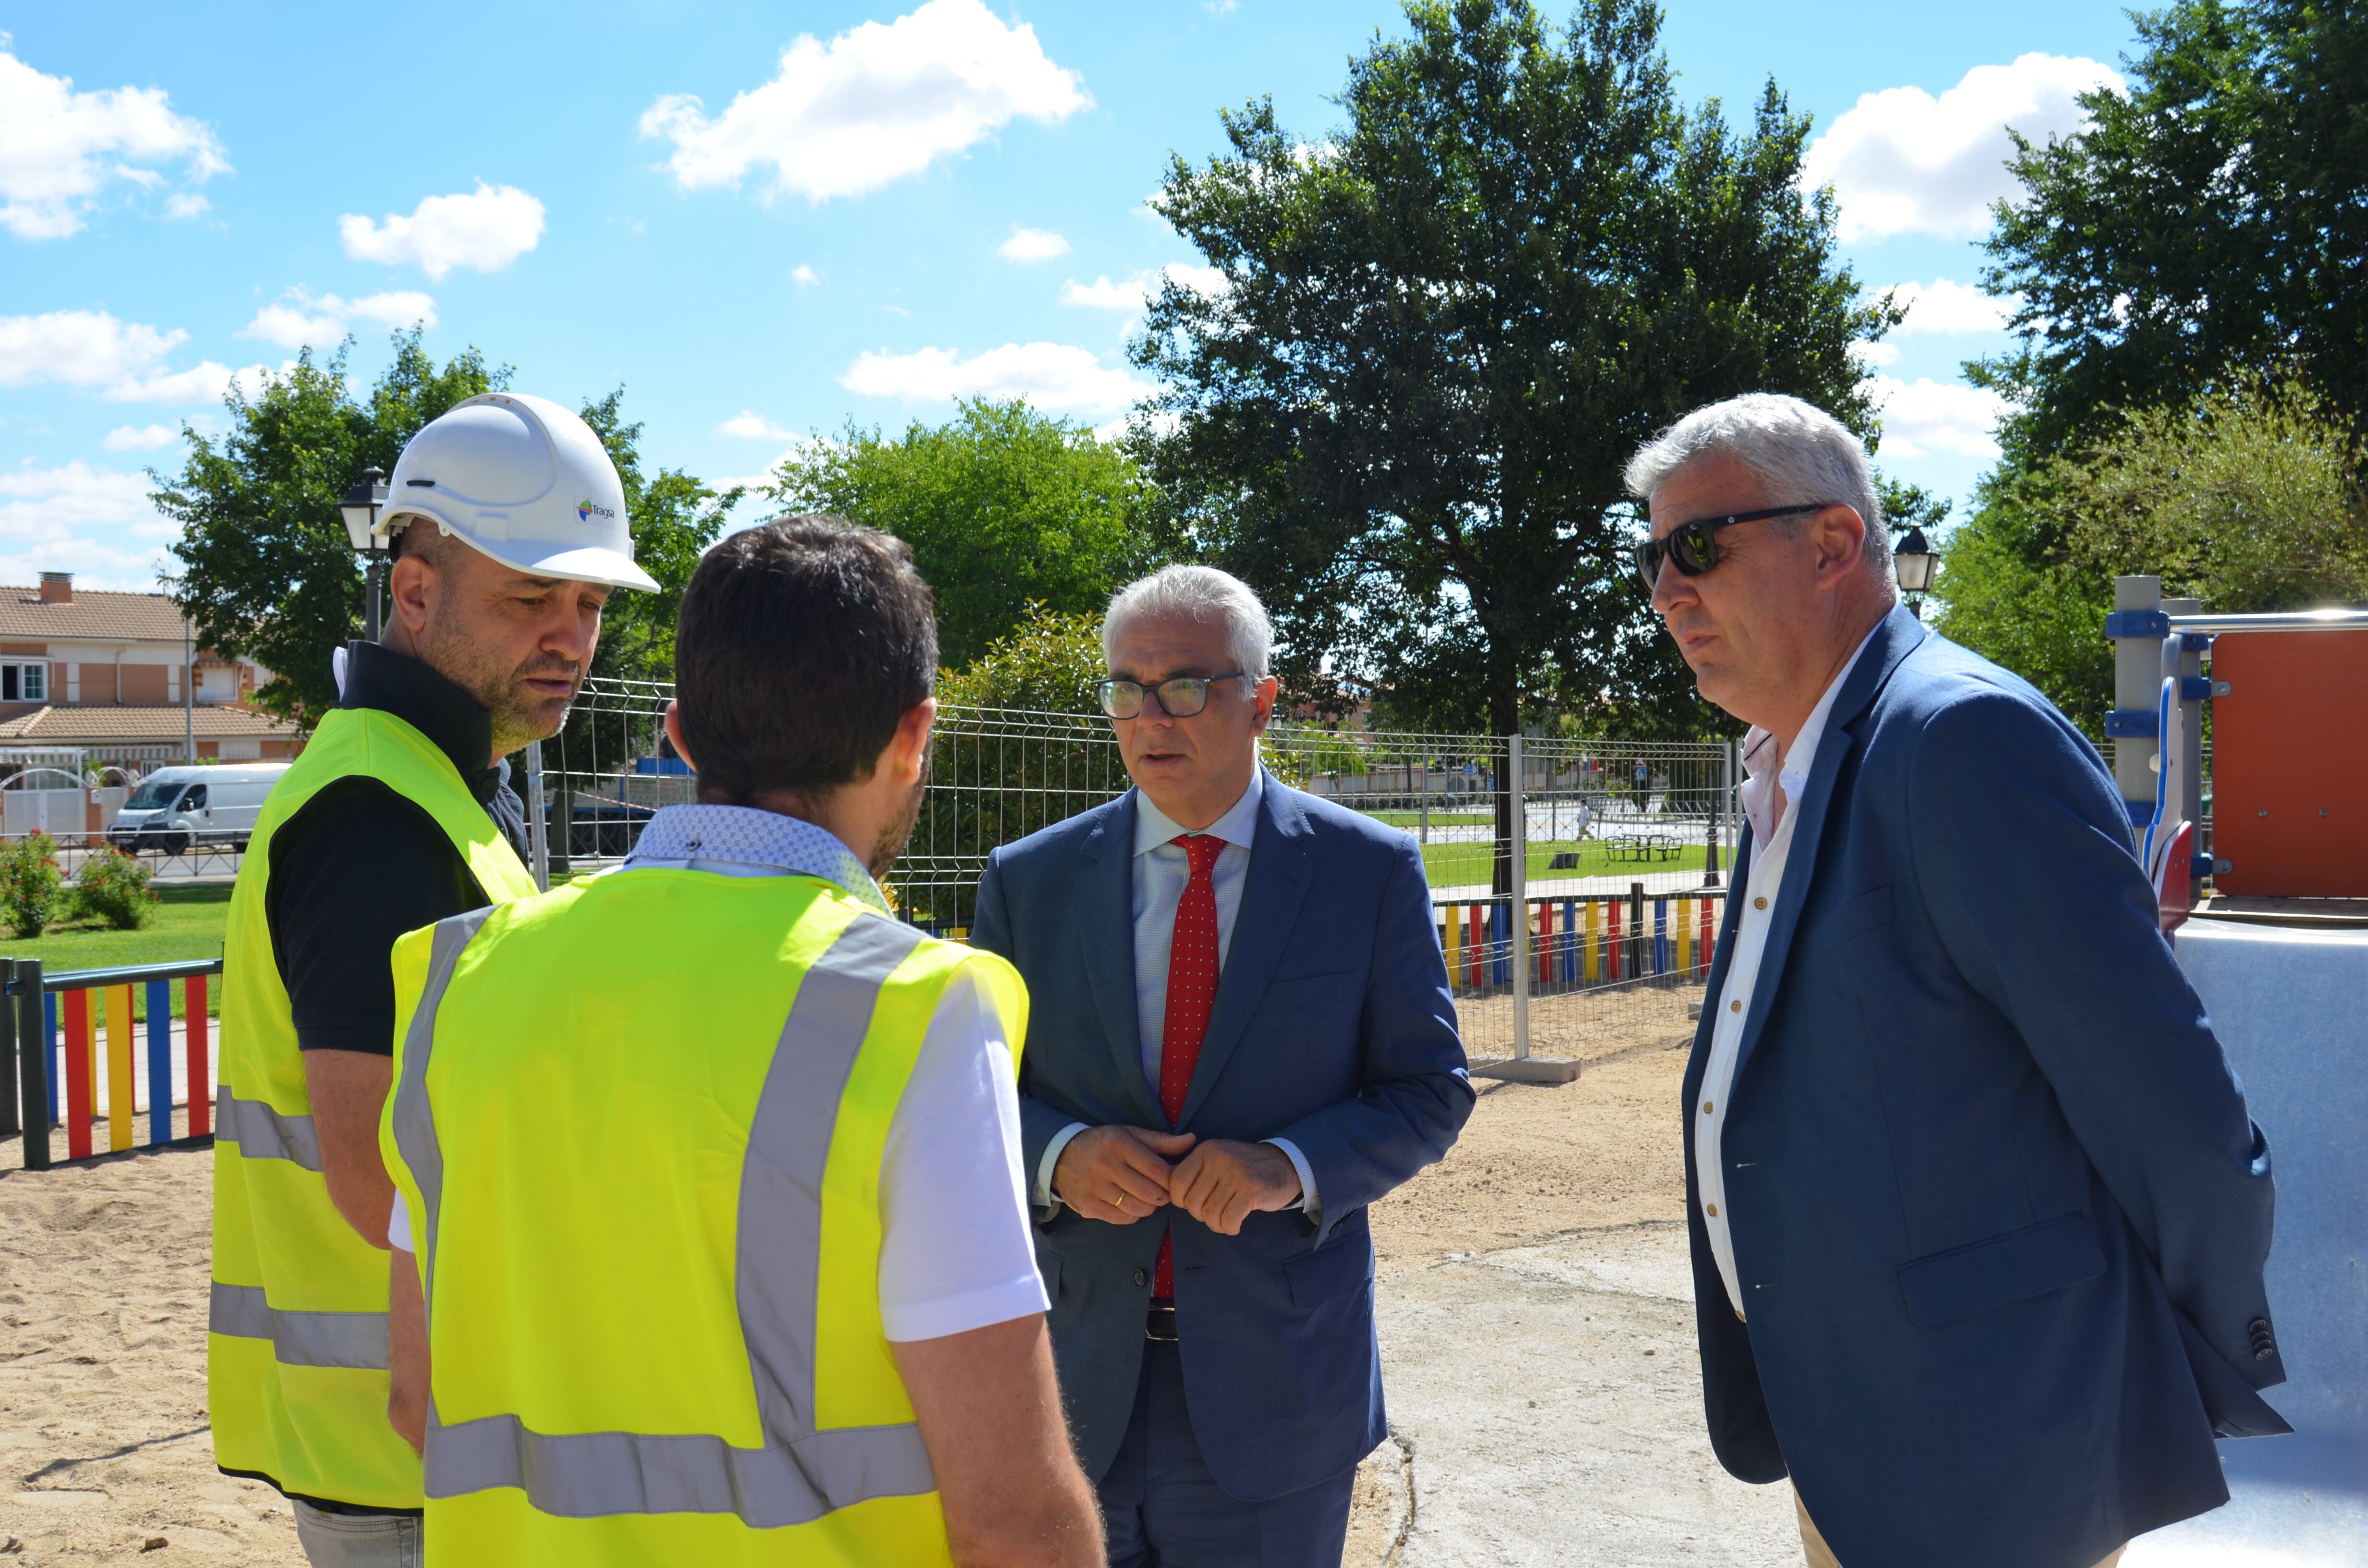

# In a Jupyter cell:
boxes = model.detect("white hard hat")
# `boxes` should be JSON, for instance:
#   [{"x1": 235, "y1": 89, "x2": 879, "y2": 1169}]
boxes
[{"x1": 378, "y1": 392, "x2": 658, "y2": 592}]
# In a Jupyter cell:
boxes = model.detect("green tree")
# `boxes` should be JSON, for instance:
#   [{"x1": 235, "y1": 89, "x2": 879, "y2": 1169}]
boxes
[
  {"x1": 1135, "y1": 0, "x2": 1887, "y2": 741},
  {"x1": 1132, "y1": 0, "x2": 1887, "y2": 884},
  {"x1": 1936, "y1": 374, "x2": 2368, "y2": 727},
  {"x1": 1977, "y1": 0, "x2": 2368, "y2": 458},
  {"x1": 768, "y1": 399, "x2": 1163, "y2": 669},
  {"x1": 156, "y1": 331, "x2": 505, "y2": 725}
]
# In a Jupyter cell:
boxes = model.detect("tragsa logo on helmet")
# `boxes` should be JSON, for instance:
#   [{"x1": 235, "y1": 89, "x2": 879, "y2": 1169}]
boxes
[{"x1": 576, "y1": 498, "x2": 618, "y2": 524}]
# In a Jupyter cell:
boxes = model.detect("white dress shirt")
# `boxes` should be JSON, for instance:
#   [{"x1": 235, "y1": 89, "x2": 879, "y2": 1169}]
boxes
[
  {"x1": 1033, "y1": 768, "x2": 1320, "y2": 1221},
  {"x1": 1695, "y1": 624, "x2": 1880, "y2": 1321},
  {"x1": 387, "y1": 804, "x2": 1049, "y2": 1343}
]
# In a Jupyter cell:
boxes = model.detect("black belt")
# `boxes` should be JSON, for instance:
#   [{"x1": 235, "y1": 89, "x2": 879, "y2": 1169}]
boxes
[{"x1": 1146, "y1": 1300, "x2": 1178, "y2": 1343}]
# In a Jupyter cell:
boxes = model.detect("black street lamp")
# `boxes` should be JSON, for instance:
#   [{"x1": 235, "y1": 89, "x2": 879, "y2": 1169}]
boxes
[
  {"x1": 1893, "y1": 525, "x2": 1939, "y2": 618},
  {"x1": 339, "y1": 466, "x2": 390, "y2": 640}
]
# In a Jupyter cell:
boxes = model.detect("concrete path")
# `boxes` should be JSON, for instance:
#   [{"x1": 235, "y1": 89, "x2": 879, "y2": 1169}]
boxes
[{"x1": 1360, "y1": 1220, "x2": 1801, "y2": 1567}]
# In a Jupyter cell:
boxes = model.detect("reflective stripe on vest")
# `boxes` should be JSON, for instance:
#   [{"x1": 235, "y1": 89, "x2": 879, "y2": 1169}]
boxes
[
  {"x1": 390, "y1": 905, "x2": 939, "y2": 1526},
  {"x1": 215, "y1": 1085, "x2": 322, "y2": 1169},
  {"x1": 209, "y1": 1284, "x2": 391, "y2": 1370}
]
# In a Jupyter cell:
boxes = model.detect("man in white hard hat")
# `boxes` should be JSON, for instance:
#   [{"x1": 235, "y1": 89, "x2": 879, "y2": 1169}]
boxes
[{"x1": 210, "y1": 393, "x2": 655, "y2": 1567}]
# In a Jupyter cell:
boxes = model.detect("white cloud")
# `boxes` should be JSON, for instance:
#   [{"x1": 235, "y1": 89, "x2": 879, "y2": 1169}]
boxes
[
  {"x1": 102, "y1": 423, "x2": 179, "y2": 451},
  {"x1": 717, "y1": 411, "x2": 795, "y2": 440},
  {"x1": 0, "y1": 309, "x2": 186, "y2": 390},
  {"x1": 641, "y1": 0, "x2": 1090, "y2": 203},
  {"x1": 1887, "y1": 277, "x2": 2015, "y2": 336},
  {"x1": 1204, "y1": 0, "x2": 1239, "y2": 14},
  {"x1": 1060, "y1": 262, "x2": 1227, "y2": 314},
  {"x1": 1850, "y1": 340, "x2": 1901, "y2": 369},
  {"x1": 162, "y1": 192, "x2": 210, "y2": 220},
  {"x1": 339, "y1": 182, "x2": 544, "y2": 280},
  {"x1": 1803, "y1": 54, "x2": 2124, "y2": 242},
  {"x1": 791, "y1": 263, "x2": 820, "y2": 286},
  {"x1": 999, "y1": 226, "x2": 1070, "y2": 262},
  {"x1": 0, "y1": 48, "x2": 229, "y2": 241},
  {"x1": 0, "y1": 460, "x2": 169, "y2": 542},
  {"x1": 239, "y1": 288, "x2": 437, "y2": 348},
  {"x1": 1867, "y1": 375, "x2": 2013, "y2": 460},
  {"x1": 105, "y1": 359, "x2": 285, "y2": 405},
  {"x1": 841, "y1": 342, "x2": 1150, "y2": 415}
]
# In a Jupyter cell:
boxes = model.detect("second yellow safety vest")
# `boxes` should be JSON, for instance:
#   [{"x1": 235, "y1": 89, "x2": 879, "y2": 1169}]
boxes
[
  {"x1": 380, "y1": 866, "x2": 1027, "y2": 1566},
  {"x1": 211, "y1": 707, "x2": 537, "y2": 1509}
]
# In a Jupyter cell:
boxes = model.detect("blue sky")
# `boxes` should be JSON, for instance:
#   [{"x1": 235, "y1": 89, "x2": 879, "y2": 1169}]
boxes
[{"x1": 3, "y1": 0, "x2": 2142, "y2": 590}]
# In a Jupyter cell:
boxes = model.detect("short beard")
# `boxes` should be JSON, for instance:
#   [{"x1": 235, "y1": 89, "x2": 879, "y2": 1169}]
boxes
[
  {"x1": 866, "y1": 773, "x2": 925, "y2": 881},
  {"x1": 419, "y1": 617, "x2": 580, "y2": 758}
]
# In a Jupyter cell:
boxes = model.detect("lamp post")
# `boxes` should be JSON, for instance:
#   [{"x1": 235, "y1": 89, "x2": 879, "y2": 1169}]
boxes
[
  {"x1": 1894, "y1": 525, "x2": 1939, "y2": 619},
  {"x1": 339, "y1": 466, "x2": 390, "y2": 641}
]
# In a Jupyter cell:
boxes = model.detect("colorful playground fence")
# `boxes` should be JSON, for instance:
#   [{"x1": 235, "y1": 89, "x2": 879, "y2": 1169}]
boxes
[
  {"x1": 1435, "y1": 886, "x2": 1725, "y2": 995},
  {"x1": 1, "y1": 956, "x2": 221, "y2": 1172}
]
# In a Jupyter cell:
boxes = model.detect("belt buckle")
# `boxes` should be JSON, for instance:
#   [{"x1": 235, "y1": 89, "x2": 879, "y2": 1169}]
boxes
[{"x1": 1145, "y1": 1301, "x2": 1178, "y2": 1343}]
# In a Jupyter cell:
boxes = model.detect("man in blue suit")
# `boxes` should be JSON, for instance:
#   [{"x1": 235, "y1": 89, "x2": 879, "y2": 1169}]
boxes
[
  {"x1": 1627, "y1": 394, "x2": 2286, "y2": 1568},
  {"x1": 969, "y1": 564, "x2": 1472, "y2": 1567}
]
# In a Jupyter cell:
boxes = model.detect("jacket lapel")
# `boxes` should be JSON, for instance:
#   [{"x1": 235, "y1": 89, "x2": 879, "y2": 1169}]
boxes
[
  {"x1": 1076, "y1": 791, "x2": 1165, "y2": 1128},
  {"x1": 1727, "y1": 607, "x2": 1927, "y2": 1088},
  {"x1": 1176, "y1": 771, "x2": 1312, "y2": 1128}
]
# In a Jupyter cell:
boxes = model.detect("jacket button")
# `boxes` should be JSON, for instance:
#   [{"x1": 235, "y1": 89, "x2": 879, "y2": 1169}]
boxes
[
  {"x1": 2248, "y1": 1317, "x2": 2276, "y2": 1359},
  {"x1": 1134, "y1": 1268, "x2": 1148, "y2": 1288}
]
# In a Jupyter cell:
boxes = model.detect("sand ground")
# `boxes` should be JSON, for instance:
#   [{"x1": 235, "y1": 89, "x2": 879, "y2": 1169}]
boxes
[{"x1": 2, "y1": 979, "x2": 1774, "y2": 1566}]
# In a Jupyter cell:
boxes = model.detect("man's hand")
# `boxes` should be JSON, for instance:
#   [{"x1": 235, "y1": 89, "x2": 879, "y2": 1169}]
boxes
[
  {"x1": 1167, "y1": 1139, "x2": 1302, "y2": 1236},
  {"x1": 1052, "y1": 1126, "x2": 1196, "y2": 1224},
  {"x1": 303, "y1": 1049, "x2": 396, "y2": 1249}
]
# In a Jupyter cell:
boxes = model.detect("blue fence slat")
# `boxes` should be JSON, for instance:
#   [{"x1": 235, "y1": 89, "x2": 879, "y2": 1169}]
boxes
[
  {"x1": 1655, "y1": 897, "x2": 1669, "y2": 976},
  {"x1": 146, "y1": 980, "x2": 171, "y2": 1147},
  {"x1": 43, "y1": 991, "x2": 57, "y2": 1126}
]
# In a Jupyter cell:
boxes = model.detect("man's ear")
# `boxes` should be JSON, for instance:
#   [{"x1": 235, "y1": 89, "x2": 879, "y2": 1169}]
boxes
[
  {"x1": 662, "y1": 702, "x2": 696, "y2": 774},
  {"x1": 1811, "y1": 504, "x2": 1869, "y2": 586},
  {"x1": 886, "y1": 698, "x2": 937, "y2": 785},
  {"x1": 386, "y1": 549, "x2": 443, "y2": 638}
]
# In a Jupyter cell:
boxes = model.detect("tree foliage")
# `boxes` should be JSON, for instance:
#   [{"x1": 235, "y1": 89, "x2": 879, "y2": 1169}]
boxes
[
  {"x1": 1977, "y1": 0, "x2": 2368, "y2": 457},
  {"x1": 936, "y1": 600, "x2": 1108, "y2": 714},
  {"x1": 1131, "y1": 0, "x2": 1891, "y2": 749},
  {"x1": 157, "y1": 331, "x2": 503, "y2": 725},
  {"x1": 768, "y1": 400, "x2": 1163, "y2": 670},
  {"x1": 1936, "y1": 374, "x2": 2368, "y2": 727}
]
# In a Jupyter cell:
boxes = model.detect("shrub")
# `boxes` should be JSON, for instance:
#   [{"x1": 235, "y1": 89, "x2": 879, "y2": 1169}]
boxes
[
  {"x1": 74, "y1": 845, "x2": 158, "y2": 931},
  {"x1": 0, "y1": 832, "x2": 63, "y2": 939}
]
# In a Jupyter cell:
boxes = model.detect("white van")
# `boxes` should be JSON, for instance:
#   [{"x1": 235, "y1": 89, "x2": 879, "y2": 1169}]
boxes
[{"x1": 105, "y1": 763, "x2": 293, "y2": 854}]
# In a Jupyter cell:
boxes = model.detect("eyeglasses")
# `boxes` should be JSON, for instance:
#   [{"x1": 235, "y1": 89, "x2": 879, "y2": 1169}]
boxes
[
  {"x1": 1096, "y1": 671, "x2": 1250, "y2": 719},
  {"x1": 1631, "y1": 504, "x2": 1831, "y2": 594}
]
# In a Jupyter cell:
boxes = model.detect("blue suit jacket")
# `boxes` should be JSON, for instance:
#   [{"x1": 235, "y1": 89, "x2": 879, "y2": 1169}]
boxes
[
  {"x1": 1685, "y1": 606, "x2": 2287, "y2": 1568},
  {"x1": 970, "y1": 772, "x2": 1473, "y2": 1498}
]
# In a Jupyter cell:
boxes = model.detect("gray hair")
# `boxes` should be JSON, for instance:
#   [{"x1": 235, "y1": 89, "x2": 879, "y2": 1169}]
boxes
[
  {"x1": 1102, "y1": 564, "x2": 1273, "y2": 677},
  {"x1": 1622, "y1": 393, "x2": 1894, "y2": 590}
]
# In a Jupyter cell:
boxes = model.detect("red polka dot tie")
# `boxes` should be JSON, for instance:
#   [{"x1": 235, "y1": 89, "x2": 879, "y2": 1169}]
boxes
[{"x1": 1154, "y1": 833, "x2": 1224, "y2": 1299}]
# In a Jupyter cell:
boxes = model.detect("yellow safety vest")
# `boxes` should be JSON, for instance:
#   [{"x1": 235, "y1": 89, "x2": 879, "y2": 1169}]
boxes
[
  {"x1": 211, "y1": 707, "x2": 537, "y2": 1509},
  {"x1": 380, "y1": 867, "x2": 1026, "y2": 1567}
]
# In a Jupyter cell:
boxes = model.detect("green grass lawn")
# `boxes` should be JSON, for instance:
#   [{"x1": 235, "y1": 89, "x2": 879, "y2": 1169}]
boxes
[
  {"x1": 1419, "y1": 837, "x2": 1711, "y2": 890},
  {"x1": 0, "y1": 884, "x2": 230, "y2": 1017}
]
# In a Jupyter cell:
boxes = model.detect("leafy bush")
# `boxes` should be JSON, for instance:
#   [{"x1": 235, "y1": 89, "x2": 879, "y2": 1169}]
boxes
[
  {"x1": 73, "y1": 845, "x2": 158, "y2": 931},
  {"x1": 0, "y1": 832, "x2": 63, "y2": 939}
]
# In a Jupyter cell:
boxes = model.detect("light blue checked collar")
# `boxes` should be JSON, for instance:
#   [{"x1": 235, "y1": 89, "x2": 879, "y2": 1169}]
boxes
[{"x1": 622, "y1": 804, "x2": 890, "y2": 914}]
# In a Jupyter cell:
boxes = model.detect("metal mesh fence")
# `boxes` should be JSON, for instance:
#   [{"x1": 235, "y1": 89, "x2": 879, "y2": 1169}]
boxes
[{"x1": 529, "y1": 685, "x2": 1736, "y2": 1062}]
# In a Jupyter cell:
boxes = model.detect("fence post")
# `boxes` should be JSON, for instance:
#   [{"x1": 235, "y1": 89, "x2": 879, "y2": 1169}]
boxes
[
  {"x1": 524, "y1": 740, "x2": 551, "y2": 893},
  {"x1": 14, "y1": 959, "x2": 46, "y2": 1171},
  {"x1": 1509, "y1": 735, "x2": 1530, "y2": 1061},
  {"x1": 0, "y1": 956, "x2": 14, "y2": 1138},
  {"x1": 1628, "y1": 882, "x2": 1646, "y2": 980}
]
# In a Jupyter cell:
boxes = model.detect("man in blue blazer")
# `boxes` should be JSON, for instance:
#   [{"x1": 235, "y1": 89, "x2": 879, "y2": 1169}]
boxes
[
  {"x1": 969, "y1": 564, "x2": 1472, "y2": 1567},
  {"x1": 1626, "y1": 395, "x2": 2286, "y2": 1568}
]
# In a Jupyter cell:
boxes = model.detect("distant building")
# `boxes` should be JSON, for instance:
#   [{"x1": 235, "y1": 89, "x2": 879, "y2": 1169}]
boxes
[{"x1": 0, "y1": 572, "x2": 297, "y2": 772}]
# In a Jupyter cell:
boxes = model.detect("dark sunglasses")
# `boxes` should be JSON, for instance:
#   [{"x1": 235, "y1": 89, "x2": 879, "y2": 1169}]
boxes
[
  {"x1": 1096, "y1": 671, "x2": 1249, "y2": 720},
  {"x1": 1631, "y1": 504, "x2": 1830, "y2": 594}
]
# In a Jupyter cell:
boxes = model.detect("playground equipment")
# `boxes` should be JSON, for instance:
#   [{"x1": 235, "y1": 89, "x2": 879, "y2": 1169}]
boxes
[
  {"x1": 0, "y1": 957, "x2": 220, "y2": 1171},
  {"x1": 2105, "y1": 577, "x2": 2368, "y2": 1567}
]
